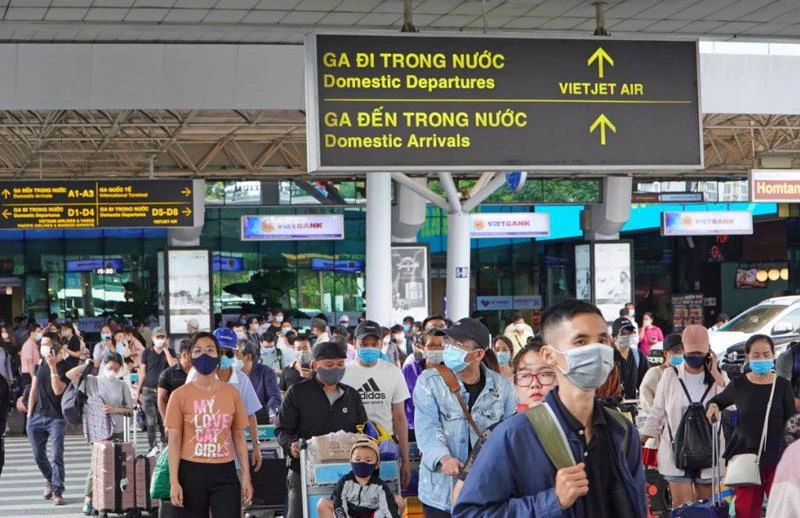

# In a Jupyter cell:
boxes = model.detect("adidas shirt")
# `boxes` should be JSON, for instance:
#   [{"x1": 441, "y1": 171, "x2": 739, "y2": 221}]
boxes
[{"x1": 342, "y1": 359, "x2": 410, "y2": 434}]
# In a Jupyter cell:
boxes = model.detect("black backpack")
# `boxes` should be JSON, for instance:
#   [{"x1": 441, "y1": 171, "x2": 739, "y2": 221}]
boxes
[{"x1": 667, "y1": 368, "x2": 714, "y2": 471}]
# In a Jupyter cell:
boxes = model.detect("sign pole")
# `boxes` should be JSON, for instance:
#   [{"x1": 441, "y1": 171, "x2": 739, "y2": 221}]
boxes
[{"x1": 366, "y1": 173, "x2": 393, "y2": 325}]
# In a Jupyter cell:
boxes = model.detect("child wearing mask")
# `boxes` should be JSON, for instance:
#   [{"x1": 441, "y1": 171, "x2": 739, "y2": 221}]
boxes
[{"x1": 317, "y1": 439, "x2": 404, "y2": 518}]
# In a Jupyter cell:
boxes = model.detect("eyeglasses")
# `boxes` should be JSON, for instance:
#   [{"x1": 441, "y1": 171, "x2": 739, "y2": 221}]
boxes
[
  {"x1": 514, "y1": 370, "x2": 557, "y2": 388},
  {"x1": 444, "y1": 339, "x2": 473, "y2": 352}
]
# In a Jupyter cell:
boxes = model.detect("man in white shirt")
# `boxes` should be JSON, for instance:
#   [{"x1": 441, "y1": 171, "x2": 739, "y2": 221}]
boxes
[{"x1": 342, "y1": 320, "x2": 411, "y2": 489}]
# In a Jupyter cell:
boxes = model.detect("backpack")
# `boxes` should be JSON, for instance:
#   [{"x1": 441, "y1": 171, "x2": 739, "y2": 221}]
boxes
[
  {"x1": 525, "y1": 402, "x2": 630, "y2": 470},
  {"x1": 61, "y1": 362, "x2": 91, "y2": 425},
  {"x1": 667, "y1": 368, "x2": 714, "y2": 471}
]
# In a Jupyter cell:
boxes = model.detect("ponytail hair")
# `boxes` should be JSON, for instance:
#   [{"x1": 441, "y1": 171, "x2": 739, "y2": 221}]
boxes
[{"x1": 482, "y1": 347, "x2": 501, "y2": 373}]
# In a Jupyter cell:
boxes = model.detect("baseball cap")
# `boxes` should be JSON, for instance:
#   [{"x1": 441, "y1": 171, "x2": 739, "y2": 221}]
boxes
[
  {"x1": 682, "y1": 325, "x2": 710, "y2": 354},
  {"x1": 443, "y1": 318, "x2": 490, "y2": 350},
  {"x1": 313, "y1": 341, "x2": 347, "y2": 361},
  {"x1": 153, "y1": 327, "x2": 167, "y2": 338},
  {"x1": 612, "y1": 318, "x2": 636, "y2": 336},
  {"x1": 663, "y1": 333, "x2": 683, "y2": 353},
  {"x1": 355, "y1": 320, "x2": 382, "y2": 341},
  {"x1": 351, "y1": 439, "x2": 380, "y2": 462},
  {"x1": 213, "y1": 327, "x2": 238, "y2": 350},
  {"x1": 186, "y1": 318, "x2": 199, "y2": 329}
]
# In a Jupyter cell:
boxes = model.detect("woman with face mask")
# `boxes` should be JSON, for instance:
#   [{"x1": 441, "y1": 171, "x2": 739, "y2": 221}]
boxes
[
  {"x1": 492, "y1": 336, "x2": 514, "y2": 381},
  {"x1": 402, "y1": 327, "x2": 447, "y2": 436},
  {"x1": 705, "y1": 335, "x2": 795, "y2": 518},
  {"x1": 236, "y1": 341, "x2": 281, "y2": 425},
  {"x1": 165, "y1": 332, "x2": 253, "y2": 518},
  {"x1": 639, "y1": 333, "x2": 684, "y2": 412},
  {"x1": 640, "y1": 325, "x2": 729, "y2": 508},
  {"x1": 638, "y1": 312, "x2": 664, "y2": 356},
  {"x1": 66, "y1": 353, "x2": 134, "y2": 516},
  {"x1": 0, "y1": 324, "x2": 20, "y2": 380}
]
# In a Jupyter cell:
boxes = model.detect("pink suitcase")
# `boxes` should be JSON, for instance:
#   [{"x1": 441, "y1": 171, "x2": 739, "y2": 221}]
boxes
[
  {"x1": 135, "y1": 454, "x2": 156, "y2": 513},
  {"x1": 92, "y1": 440, "x2": 136, "y2": 515}
]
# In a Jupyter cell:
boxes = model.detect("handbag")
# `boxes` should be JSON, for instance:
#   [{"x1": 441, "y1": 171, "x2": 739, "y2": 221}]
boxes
[
  {"x1": 150, "y1": 447, "x2": 171, "y2": 500},
  {"x1": 723, "y1": 375, "x2": 777, "y2": 487}
]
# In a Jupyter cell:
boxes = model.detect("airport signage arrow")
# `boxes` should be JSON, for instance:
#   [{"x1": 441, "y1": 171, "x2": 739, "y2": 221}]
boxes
[
  {"x1": 0, "y1": 180, "x2": 202, "y2": 230},
  {"x1": 306, "y1": 33, "x2": 701, "y2": 171}
]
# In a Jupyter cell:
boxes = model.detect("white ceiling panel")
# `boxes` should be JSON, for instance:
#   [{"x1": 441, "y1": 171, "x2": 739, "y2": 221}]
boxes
[
  {"x1": 605, "y1": 0, "x2": 661, "y2": 18},
  {"x1": 528, "y1": 0, "x2": 585, "y2": 18},
  {"x1": 84, "y1": 8, "x2": 128, "y2": 21},
  {"x1": 607, "y1": 18, "x2": 656, "y2": 32},
  {"x1": 373, "y1": 1, "x2": 405, "y2": 14},
  {"x1": 489, "y1": 3, "x2": 532, "y2": 16},
  {"x1": 434, "y1": 14, "x2": 479, "y2": 27},
  {"x1": 670, "y1": 0, "x2": 739, "y2": 22},
  {"x1": 674, "y1": 20, "x2": 726, "y2": 34},
  {"x1": 415, "y1": 0, "x2": 463, "y2": 15},
  {"x1": 706, "y1": 0, "x2": 774, "y2": 21},
  {"x1": 644, "y1": 19, "x2": 691, "y2": 32},
  {"x1": 133, "y1": 0, "x2": 175, "y2": 7},
  {"x1": 774, "y1": 8, "x2": 800, "y2": 24},
  {"x1": 536, "y1": 16, "x2": 585, "y2": 30},
  {"x1": 175, "y1": 0, "x2": 217, "y2": 8},
  {"x1": 5, "y1": 7, "x2": 47, "y2": 20},
  {"x1": 465, "y1": 15, "x2": 514, "y2": 28},
  {"x1": 708, "y1": 21, "x2": 762, "y2": 34},
  {"x1": 410, "y1": 13, "x2": 445, "y2": 27},
  {"x1": 295, "y1": 0, "x2": 341, "y2": 11},
  {"x1": 163, "y1": 9, "x2": 210, "y2": 22},
  {"x1": 356, "y1": 12, "x2": 401, "y2": 25},
  {"x1": 50, "y1": 0, "x2": 93, "y2": 6},
  {"x1": 503, "y1": 16, "x2": 548, "y2": 29},
  {"x1": 124, "y1": 8, "x2": 169, "y2": 22},
  {"x1": 336, "y1": 0, "x2": 382, "y2": 11},
  {"x1": 9, "y1": 0, "x2": 49, "y2": 6},
  {"x1": 255, "y1": 0, "x2": 300, "y2": 9},
  {"x1": 280, "y1": 11, "x2": 327, "y2": 24},
  {"x1": 216, "y1": 0, "x2": 259, "y2": 8},
  {"x1": 242, "y1": 10, "x2": 285, "y2": 23},
  {"x1": 636, "y1": 0, "x2": 702, "y2": 20},
  {"x1": 738, "y1": 0, "x2": 800, "y2": 23},
  {"x1": 92, "y1": 0, "x2": 136, "y2": 7},
  {"x1": 319, "y1": 11, "x2": 364, "y2": 25},
  {"x1": 45, "y1": 8, "x2": 89, "y2": 21},
  {"x1": 202, "y1": 10, "x2": 249, "y2": 23}
]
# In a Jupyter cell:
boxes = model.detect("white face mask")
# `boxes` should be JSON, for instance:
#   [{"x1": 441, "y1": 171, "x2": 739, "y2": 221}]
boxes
[
  {"x1": 236, "y1": 331, "x2": 246, "y2": 340},
  {"x1": 40, "y1": 345, "x2": 51, "y2": 357},
  {"x1": 35, "y1": 332, "x2": 43, "y2": 342},
  {"x1": 393, "y1": 333, "x2": 405, "y2": 343},
  {"x1": 101, "y1": 367, "x2": 118, "y2": 379},
  {"x1": 153, "y1": 338, "x2": 165, "y2": 349},
  {"x1": 514, "y1": 323, "x2": 525, "y2": 332},
  {"x1": 273, "y1": 316, "x2": 284, "y2": 324},
  {"x1": 617, "y1": 334, "x2": 636, "y2": 349}
]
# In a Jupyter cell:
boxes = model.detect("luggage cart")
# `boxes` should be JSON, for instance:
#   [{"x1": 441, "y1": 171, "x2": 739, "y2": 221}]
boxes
[
  {"x1": 299, "y1": 441, "x2": 400, "y2": 518},
  {"x1": 244, "y1": 425, "x2": 287, "y2": 518}
]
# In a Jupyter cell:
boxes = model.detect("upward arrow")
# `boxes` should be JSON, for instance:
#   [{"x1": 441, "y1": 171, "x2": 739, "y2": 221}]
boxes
[
  {"x1": 587, "y1": 47, "x2": 614, "y2": 79},
  {"x1": 590, "y1": 114, "x2": 616, "y2": 145},
  {"x1": 1, "y1": 188, "x2": 9, "y2": 199}
]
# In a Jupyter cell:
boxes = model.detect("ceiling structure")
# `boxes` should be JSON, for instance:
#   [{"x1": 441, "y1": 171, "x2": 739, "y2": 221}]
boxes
[
  {"x1": 0, "y1": 0, "x2": 799, "y2": 43},
  {"x1": 0, "y1": 109, "x2": 795, "y2": 179}
]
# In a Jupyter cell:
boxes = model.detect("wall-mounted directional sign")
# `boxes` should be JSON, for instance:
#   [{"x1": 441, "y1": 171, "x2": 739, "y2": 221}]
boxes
[
  {"x1": 0, "y1": 180, "x2": 203, "y2": 230},
  {"x1": 305, "y1": 34, "x2": 701, "y2": 172}
]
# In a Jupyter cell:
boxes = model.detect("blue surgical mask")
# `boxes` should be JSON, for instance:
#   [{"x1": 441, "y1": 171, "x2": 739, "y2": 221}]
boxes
[
  {"x1": 749, "y1": 359, "x2": 774, "y2": 376},
  {"x1": 101, "y1": 333, "x2": 111, "y2": 341},
  {"x1": 684, "y1": 355, "x2": 706, "y2": 369},
  {"x1": 402, "y1": 324, "x2": 412, "y2": 333},
  {"x1": 425, "y1": 350, "x2": 444, "y2": 365},
  {"x1": 357, "y1": 348, "x2": 381, "y2": 365},
  {"x1": 232, "y1": 358, "x2": 244, "y2": 370},
  {"x1": 496, "y1": 351, "x2": 511, "y2": 365},
  {"x1": 192, "y1": 354, "x2": 218, "y2": 375},
  {"x1": 669, "y1": 354, "x2": 684, "y2": 367},
  {"x1": 351, "y1": 461, "x2": 376, "y2": 478},
  {"x1": 549, "y1": 343, "x2": 615, "y2": 392},
  {"x1": 219, "y1": 355, "x2": 235, "y2": 369},
  {"x1": 443, "y1": 345, "x2": 471, "y2": 373},
  {"x1": 262, "y1": 346, "x2": 276, "y2": 354}
]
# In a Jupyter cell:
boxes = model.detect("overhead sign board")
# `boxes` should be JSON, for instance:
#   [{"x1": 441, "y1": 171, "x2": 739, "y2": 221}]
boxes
[
  {"x1": 306, "y1": 33, "x2": 701, "y2": 172},
  {"x1": 750, "y1": 169, "x2": 800, "y2": 202},
  {"x1": 661, "y1": 211, "x2": 753, "y2": 236},
  {"x1": 0, "y1": 180, "x2": 201, "y2": 230},
  {"x1": 240, "y1": 214, "x2": 345, "y2": 241},
  {"x1": 476, "y1": 295, "x2": 543, "y2": 311},
  {"x1": 470, "y1": 212, "x2": 550, "y2": 238}
]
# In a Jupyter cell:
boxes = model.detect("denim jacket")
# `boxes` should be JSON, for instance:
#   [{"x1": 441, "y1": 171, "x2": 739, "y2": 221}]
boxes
[{"x1": 413, "y1": 364, "x2": 516, "y2": 511}]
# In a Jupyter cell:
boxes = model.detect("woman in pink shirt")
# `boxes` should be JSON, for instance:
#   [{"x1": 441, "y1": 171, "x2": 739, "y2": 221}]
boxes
[
  {"x1": 19, "y1": 324, "x2": 42, "y2": 386},
  {"x1": 638, "y1": 312, "x2": 664, "y2": 356}
]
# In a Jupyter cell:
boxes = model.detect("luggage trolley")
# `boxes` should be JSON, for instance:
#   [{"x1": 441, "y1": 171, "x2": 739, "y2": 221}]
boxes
[
  {"x1": 244, "y1": 425, "x2": 288, "y2": 518},
  {"x1": 299, "y1": 440, "x2": 400, "y2": 518}
]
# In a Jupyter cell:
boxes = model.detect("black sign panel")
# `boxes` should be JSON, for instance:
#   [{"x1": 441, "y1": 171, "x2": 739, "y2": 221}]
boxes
[
  {"x1": 306, "y1": 34, "x2": 701, "y2": 172},
  {"x1": 0, "y1": 180, "x2": 197, "y2": 230}
]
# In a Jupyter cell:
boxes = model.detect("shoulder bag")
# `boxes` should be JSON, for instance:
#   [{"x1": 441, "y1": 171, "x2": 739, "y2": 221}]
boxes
[
  {"x1": 434, "y1": 364, "x2": 485, "y2": 439},
  {"x1": 723, "y1": 375, "x2": 776, "y2": 487}
]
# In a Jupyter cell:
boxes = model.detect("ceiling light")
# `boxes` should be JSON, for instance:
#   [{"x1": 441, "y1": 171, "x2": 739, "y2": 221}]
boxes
[
  {"x1": 768, "y1": 269, "x2": 780, "y2": 281},
  {"x1": 781, "y1": 268, "x2": 789, "y2": 281},
  {"x1": 756, "y1": 270, "x2": 769, "y2": 283}
]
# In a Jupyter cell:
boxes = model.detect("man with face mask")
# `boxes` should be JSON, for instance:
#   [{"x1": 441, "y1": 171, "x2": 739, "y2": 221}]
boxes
[
  {"x1": 157, "y1": 338, "x2": 193, "y2": 426},
  {"x1": 280, "y1": 335, "x2": 313, "y2": 394},
  {"x1": 611, "y1": 318, "x2": 649, "y2": 401},
  {"x1": 343, "y1": 321, "x2": 412, "y2": 488},
  {"x1": 135, "y1": 327, "x2": 176, "y2": 454},
  {"x1": 452, "y1": 299, "x2": 646, "y2": 518},
  {"x1": 25, "y1": 332, "x2": 71, "y2": 506},
  {"x1": 402, "y1": 318, "x2": 447, "y2": 437},
  {"x1": 503, "y1": 313, "x2": 535, "y2": 355},
  {"x1": 414, "y1": 318, "x2": 517, "y2": 517},
  {"x1": 259, "y1": 331, "x2": 288, "y2": 373},
  {"x1": 275, "y1": 341, "x2": 368, "y2": 518},
  {"x1": 237, "y1": 341, "x2": 281, "y2": 424}
]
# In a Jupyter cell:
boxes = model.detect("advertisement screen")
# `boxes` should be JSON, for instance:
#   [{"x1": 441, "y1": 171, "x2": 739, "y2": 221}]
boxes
[
  {"x1": 167, "y1": 249, "x2": 212, "y2": 335},
  {"x1": 593, "y1": 242, "x2": 632, "y2": 322},
  {"x1": 575, "y1": 244, "x2": 591, "y2": 301},
  {"x1": 391, "y1": 245, "x2": 429, "y2": 325}
]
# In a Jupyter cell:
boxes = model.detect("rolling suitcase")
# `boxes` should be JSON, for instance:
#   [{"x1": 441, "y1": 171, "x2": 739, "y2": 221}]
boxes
[
  {"x1": 93, "y1": 413, "x2": 137, "y2": 517},
  {"x1": 646, "y1": 468, "x2": 671, "y2": 517},
  {"x1": 135, "y1": 454, "x2": 157, "y2": 515},
  {"x1": 670, "y1": 420, "x2": 729, "y2": 518},
  {"x1": 249, "y1": 443, "x2": 288, "y2": 510}
]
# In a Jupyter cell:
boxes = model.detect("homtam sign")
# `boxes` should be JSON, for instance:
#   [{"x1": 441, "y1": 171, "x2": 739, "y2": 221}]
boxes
[
  {"x1": 661, "y1": 211, "x2": 753, "y2": 236},
  {"x1": 470, "y1": 213, "x2": 550, "y2": 238},
  {"x1": 306, "y1": 33, "x2": 701, "y2": 172},
  {"x1": 240, "y1": 214, "x2": 345, "y2": 241},
  {"x1": 0, "y1": 180, "x2": 201, "y2": 230},
  {"x1": 476, "y1": 295, "x2": 543, "y2": 311},
  {"x1": 751, "y1": 169, "x2": 800, "y2": 202}
]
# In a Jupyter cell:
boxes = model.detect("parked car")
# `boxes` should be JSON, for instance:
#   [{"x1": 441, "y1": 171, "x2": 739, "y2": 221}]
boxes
[{"x1": 715, "y1": 296, "x2": 800, "y2": 377}]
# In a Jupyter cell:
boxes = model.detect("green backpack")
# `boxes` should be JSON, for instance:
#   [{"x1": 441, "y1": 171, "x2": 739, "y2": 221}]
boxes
[{"x1": 525, "y1": 403, "x2": 630, "y2": 469}]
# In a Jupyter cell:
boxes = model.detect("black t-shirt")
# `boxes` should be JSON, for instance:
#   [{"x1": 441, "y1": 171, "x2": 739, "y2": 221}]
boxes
[
  {"x1": 34, "y1": 361, "x2": 71, "y2": 419},
  {"x1": 157, "y1": 364, "x2": 188, "y2": 401},
  {"x1": 614, "y1": 348, "x2": 648, "y2": 400},
  {"x1": 64, "y1": 335, "x2": 82, "y2": 369},
  {"x1": 280, "y1": 364, "x2": 304, "y2": 392},
  {"x1": 708, "y1": 374, "x2": 796, "y2": 467},
  {"x1": 464, "y1": 369, "x2": 486, "y2": 411},
  {"x1": 142, "y1": 348, "x2": 172, "y2": 388}
]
